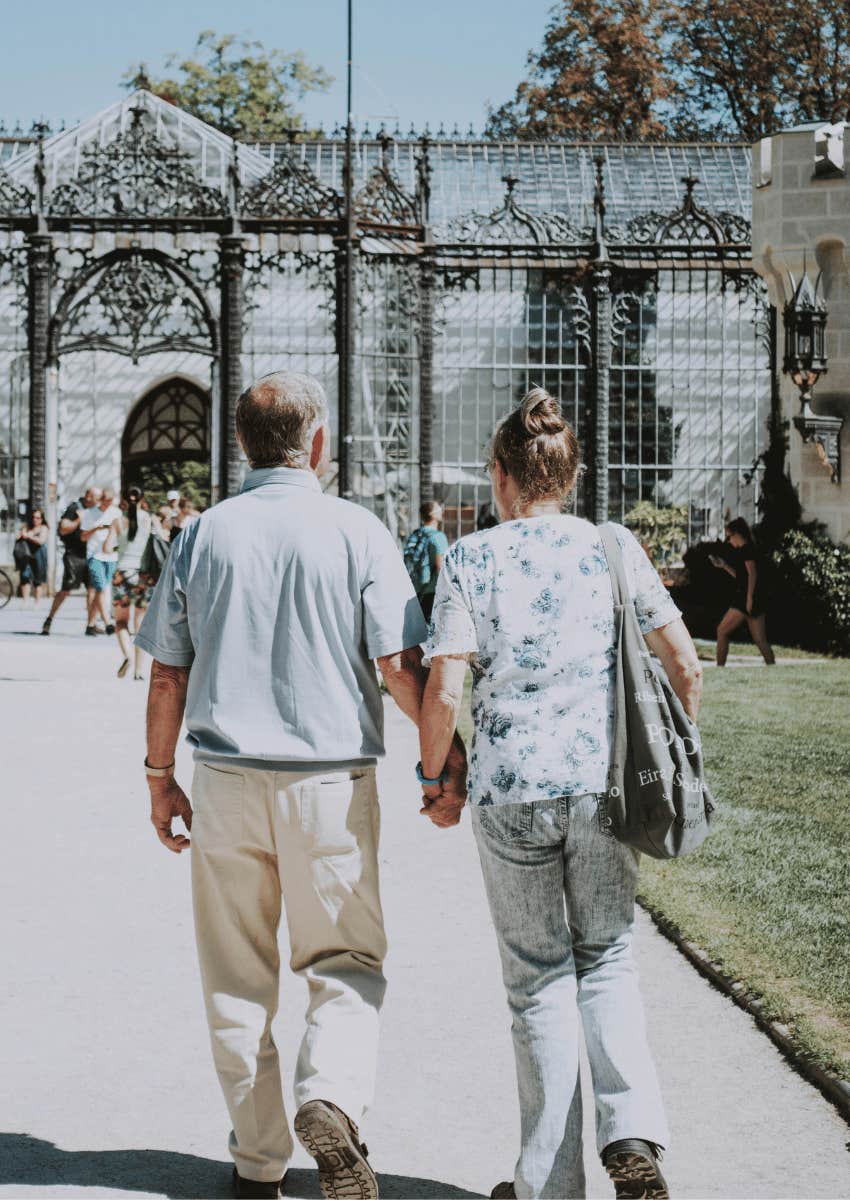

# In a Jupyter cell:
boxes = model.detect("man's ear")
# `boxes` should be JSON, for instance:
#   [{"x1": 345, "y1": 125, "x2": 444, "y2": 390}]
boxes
[{"x1": 309, "y1": 423, "x2": 325, "y2": 472}]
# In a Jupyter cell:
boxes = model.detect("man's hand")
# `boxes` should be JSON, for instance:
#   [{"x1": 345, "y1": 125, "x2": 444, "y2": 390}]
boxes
[{"x1": 149, "y1": 777, "x2": 193, "y2": 853}]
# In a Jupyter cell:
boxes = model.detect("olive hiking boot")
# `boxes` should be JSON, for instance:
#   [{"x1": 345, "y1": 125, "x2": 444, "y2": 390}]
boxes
[
  {"x1": 294, "y1": 1099, "x2": 378, "y2": 1200},
  {"x1": 603, "y1": 1139, "x2": 669, "y2": 1199}
]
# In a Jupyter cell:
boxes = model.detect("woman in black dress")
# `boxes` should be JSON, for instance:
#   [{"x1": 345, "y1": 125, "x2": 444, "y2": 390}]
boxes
[{"x1": 711, "y1": 517, "x2": 775, "y2": 666}]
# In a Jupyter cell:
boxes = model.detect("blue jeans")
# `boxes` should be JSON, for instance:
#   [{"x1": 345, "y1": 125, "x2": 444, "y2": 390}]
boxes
[{"x1": 472, "y1": 794, "x2": 668, "y2": 1199}]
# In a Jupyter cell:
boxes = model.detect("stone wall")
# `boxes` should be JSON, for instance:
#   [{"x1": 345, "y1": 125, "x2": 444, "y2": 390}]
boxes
[{"x1": 752, "y1": 124, "x2": 850, "y2": 542}]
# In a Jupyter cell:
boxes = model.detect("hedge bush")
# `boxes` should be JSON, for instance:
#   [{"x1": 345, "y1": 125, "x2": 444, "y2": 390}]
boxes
[
  {"x1": 671, "y1": 527, "x2": 850, "y2": 655},
  {"x1": 769, "y1": 530, "x2": 850, "y2": 656}
]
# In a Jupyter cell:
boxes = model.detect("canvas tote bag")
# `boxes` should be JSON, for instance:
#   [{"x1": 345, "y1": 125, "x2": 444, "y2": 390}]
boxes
[{"x1": 598, "y1": 524, "x2": 717, "y2": 859}]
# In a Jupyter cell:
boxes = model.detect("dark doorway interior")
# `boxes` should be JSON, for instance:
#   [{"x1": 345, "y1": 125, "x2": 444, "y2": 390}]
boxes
[{"x1": 121, "y1": 377, "x2": 211, "y2": 509}]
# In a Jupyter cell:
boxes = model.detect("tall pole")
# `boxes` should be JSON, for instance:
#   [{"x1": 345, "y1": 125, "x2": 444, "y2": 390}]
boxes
[
  {"x1": 589, "y1": 157, "x2": 611, "y2": 524},
  {"x1": 339, "y1": 0, "x2": 355, "y2": 499},
  {"x1": 27, "y1": 129, "x2": 51, "y2": 527},
  {"x1": 219, "y1": 140, "x2": 244, "y2": 499}
]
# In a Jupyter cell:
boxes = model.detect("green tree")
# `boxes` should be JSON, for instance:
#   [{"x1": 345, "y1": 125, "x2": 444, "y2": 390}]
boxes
[
  {"x1": 486, "y1": 0, "x2": 673, "y2": 140},
  {"x1": 123, "y1": 30, "x2": 332, "y2": 140}
]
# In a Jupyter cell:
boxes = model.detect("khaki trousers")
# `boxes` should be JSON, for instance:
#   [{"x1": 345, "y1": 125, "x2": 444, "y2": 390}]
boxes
[{"x1": 191, "y1": 761, "x2": 387, "y2": 1183}]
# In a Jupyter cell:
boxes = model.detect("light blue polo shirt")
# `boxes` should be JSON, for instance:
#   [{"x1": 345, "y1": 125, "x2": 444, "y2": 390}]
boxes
[{"x1": 136, "y1": 467, "x2": 428, "y2": 770}]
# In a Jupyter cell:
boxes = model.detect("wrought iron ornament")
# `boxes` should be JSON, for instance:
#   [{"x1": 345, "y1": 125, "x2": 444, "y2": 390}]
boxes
[{"x1": 48, "y1": 105, "x2": 227, "y2": 219}]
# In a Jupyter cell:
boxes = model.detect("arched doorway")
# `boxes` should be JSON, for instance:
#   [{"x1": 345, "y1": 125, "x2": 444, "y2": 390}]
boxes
[{"x1": 122, "y1": 377, "x2": 211, "y2": 508}]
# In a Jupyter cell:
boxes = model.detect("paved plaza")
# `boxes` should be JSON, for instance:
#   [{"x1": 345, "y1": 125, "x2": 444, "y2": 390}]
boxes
[{"x1": 0, "y1": 597, "x2": 848, "y2": 1199}]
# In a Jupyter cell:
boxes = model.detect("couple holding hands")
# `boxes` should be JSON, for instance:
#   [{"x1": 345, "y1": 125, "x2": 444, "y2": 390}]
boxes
[{"x1": 139, "y1": 371, "x2": 701, "y2": 1200}]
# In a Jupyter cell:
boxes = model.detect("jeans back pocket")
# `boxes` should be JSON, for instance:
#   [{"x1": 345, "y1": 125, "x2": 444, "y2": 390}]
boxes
[{"x1": 476, "y1": 802, "x2": 534, "y2": 843}]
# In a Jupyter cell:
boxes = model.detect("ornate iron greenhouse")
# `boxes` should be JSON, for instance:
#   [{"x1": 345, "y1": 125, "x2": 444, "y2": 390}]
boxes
[{"x1": 0, "y1": 90, "x2": 771, "y2": 561}]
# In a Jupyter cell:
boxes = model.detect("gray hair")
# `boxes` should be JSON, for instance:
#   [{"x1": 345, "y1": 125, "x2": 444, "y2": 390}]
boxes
[{"x1": 235, "y1": 371, "x2": 330, "y2": 469}]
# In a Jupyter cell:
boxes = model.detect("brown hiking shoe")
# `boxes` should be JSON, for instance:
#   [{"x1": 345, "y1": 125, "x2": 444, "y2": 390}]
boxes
[
  {"x1": 231, "y1": 1166, "x2": 284, "y2": 1198},
  {"x1": 603, "y1": 1139, "x2": 669, "y2": 1199},
  {"x1": 294, "y1": 1099, "x2": 378, "y2": 1199},
  {"x1": 490, "y1": 1184, "x2": 516, "y2": 1199}
]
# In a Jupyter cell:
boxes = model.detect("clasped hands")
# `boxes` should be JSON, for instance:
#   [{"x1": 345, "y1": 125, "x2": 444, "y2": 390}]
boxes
[{"x1": 419, "y1": 743, "x2": 468, "y2": 829}]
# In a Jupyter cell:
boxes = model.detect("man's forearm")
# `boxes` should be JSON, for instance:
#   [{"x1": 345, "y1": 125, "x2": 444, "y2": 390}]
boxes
[
  {"x1": 377, "y1": 645, "x2": 428, "y2": 727},
  {"x1": 146, "y1": 660, "x2": 190, "y2": 767}
]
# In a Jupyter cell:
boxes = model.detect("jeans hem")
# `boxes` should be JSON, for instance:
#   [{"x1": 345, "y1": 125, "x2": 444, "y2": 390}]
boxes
[{"x1": 597, "y1": 1124, "x2": 669, "y2": 1157}]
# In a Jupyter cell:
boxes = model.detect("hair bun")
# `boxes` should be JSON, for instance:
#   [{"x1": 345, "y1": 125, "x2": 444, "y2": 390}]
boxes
[{"x1": 519, "y1": 387, "x2": 565, "y2": 437}]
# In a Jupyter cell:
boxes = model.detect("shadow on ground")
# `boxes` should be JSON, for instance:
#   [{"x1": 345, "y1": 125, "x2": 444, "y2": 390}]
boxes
[{"x1": 0, "y1": 1134, "x2": 483, "y2": 1198}]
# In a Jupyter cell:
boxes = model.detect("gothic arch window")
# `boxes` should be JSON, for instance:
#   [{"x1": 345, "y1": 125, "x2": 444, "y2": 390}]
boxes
[{"x1": 122, "y1": 378, "x2": 210, "y2": 478}]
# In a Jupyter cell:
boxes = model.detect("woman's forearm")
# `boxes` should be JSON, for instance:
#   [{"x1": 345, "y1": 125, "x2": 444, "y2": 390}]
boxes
[{"x1": 419, "y1": 658, "x2": 467, "y2": 778}]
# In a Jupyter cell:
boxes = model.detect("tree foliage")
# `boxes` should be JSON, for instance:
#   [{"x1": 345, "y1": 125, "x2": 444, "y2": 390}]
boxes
[
  {"x1": 487, "y1": 0, "x2": 671, "y2": 140},
  {"x1": 123, "y1": 30, "x2": 332, "y2": 140},
  {"x1": 489, "y1": 0, "x2": 850, "y2": 141},
  {"x1": 623, "y1": 501, "x2": 689, "y2": 568},
  {"x1": 668, "y1": 0, "x2": 850, "y2": 141}
]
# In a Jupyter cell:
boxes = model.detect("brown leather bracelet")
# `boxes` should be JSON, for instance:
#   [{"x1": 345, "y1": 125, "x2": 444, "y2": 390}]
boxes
[{"x1": 144, "y1": 758, "x2": 175, "y2": 778}]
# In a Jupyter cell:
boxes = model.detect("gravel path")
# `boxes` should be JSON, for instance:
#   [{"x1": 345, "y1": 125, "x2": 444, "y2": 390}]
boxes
[{"x1": 0, "y1": 599, "x2": 847, "y2": 1198}]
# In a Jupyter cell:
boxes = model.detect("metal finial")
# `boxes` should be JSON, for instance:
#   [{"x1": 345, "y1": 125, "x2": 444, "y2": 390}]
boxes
[{"x1": 377, "y1": 127, "x2": 393, "y2": 166}]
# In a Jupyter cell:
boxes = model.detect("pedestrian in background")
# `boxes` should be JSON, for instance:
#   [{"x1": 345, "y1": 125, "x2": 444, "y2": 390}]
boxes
[
  {"x1": 15, "y1": 509, "x2": 48, "y2": 607},
  {"x1": 171, "y1": 495, "x2": 201, "y2": 543},
  {"x1": 418, "y1": 387, "x2": 703, "y2": 1200},
  {"x1": 711, "y1": 516, "x2": 775, "y2": 666},
  {"x1": 403, "y1": 499, "x2": 450, "y2": 622},
  {"x1": 111, "y1": 486, "x2": 153, "y2": 680},
  {"x1": 165, "y1": 488, "x2": 181, "y2": 526},
  {"x1": 154, "y1": 503, "x2": 173, "y2": 540},
  {"x1": 80, "y1": 487, "x2": 122, "y2": 636},
  {"x1": 42, "y1": 487, "x2": 100, "y2": 635}
]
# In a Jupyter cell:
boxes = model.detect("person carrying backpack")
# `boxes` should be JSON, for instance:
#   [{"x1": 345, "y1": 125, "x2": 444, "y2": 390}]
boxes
[{"x1": 403, "y1": 500, "x2": 450, "y2": 622}]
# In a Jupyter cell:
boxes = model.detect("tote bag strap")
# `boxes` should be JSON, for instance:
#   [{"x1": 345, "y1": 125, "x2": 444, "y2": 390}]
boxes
[
  {"x1": 597, "y1": 523, "x2": 630, "y2": 788},
  {"x1": 598, "y1": 523, "x2": 629, "y2": 609}
]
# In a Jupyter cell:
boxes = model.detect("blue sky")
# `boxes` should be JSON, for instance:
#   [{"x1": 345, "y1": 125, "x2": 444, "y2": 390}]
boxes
[{"x1": 2, "y1": 0, "x2": 554, "y2": 133}]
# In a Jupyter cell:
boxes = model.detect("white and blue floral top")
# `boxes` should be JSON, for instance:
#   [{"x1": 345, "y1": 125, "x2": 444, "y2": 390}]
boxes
[{"x1": 423, "y1": 516, "x2": 681, "y2": 807}]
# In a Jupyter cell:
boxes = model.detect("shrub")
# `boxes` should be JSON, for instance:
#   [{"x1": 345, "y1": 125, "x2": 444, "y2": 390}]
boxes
[
  {"x1": 623, "y1": 502, "x2": 688, "y2": 570},
  {"x1": 769, "y1": 530, "x2": 850, "y2": 655},
  {"x1": 673, "y1": 540, "x2": 736, "y2": 639}
]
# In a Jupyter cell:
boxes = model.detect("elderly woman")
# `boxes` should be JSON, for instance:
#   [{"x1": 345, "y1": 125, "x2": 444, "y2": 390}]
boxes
[{"x1": 418, "y1": 388, "x2": 703, "y2": 1200}]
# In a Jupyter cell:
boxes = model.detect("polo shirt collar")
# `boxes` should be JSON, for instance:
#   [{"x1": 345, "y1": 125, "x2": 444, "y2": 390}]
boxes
[{"x1": 240, "y1": 467, "x2": 322, "y2": 494}]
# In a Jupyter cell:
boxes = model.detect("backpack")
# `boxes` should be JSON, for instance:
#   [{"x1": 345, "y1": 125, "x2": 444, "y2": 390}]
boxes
[
  {"x1": 403, "y1": 528, "x2": 434, "y2": 594},
  {"x1": 139, "y1": 531, "x2": 171, "y2": 583}
]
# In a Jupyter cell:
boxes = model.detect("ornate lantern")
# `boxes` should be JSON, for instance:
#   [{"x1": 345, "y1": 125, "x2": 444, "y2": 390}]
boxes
[
  {"x1": 783, "y1": 269, "x2": 827, "y2": 407},
  {"x1": 783, "y1": 268, "x2": 842, "y2": 483}
]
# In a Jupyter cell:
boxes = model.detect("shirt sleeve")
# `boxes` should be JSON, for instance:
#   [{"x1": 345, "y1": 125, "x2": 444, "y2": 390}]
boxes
[
  {"x1": 362, "y1": 520, "x2": 429, "y2": 658},
  {"x1": 134, "y1": 531, "x2": 196, "y2": 667},
  {"x1": 430, "y1": 530, "x2": 450, "y2": 561},
  {"x1": 423, "y1": 547, "x2": 478, "y2": 666},
  {"x1": 614, "y1": 524, "x2": 682, "y2": 635}
]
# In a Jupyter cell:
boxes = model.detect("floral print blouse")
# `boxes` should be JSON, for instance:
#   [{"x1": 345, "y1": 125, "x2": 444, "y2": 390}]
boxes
[{"x1": 423, "y1": 516, "x2": 681, "y2": 807}]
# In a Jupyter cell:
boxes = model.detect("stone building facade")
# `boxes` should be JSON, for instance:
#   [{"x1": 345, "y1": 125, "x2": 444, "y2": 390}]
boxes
[{"x1": 752, "y1": 123, "x2": 850, "y2": 542}]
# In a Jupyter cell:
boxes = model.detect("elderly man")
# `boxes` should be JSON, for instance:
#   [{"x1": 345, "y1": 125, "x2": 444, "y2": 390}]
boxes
[{"x1": 136, "y1": 372, "x2": 465, "y2": 1200}]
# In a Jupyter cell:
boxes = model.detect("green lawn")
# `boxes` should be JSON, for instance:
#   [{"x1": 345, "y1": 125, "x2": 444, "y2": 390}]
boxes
[
  {"x1": 692, "y1": 638, "x2": 826, "y2": 661},
  {"x1": 458, "y1": 663, "x2": 850, "y2": 1081}
]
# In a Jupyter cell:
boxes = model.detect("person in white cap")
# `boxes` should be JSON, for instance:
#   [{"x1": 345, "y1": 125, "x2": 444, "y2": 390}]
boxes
[{"x1": 165, "y1": 490, "x2": 181, "y2": 543}]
